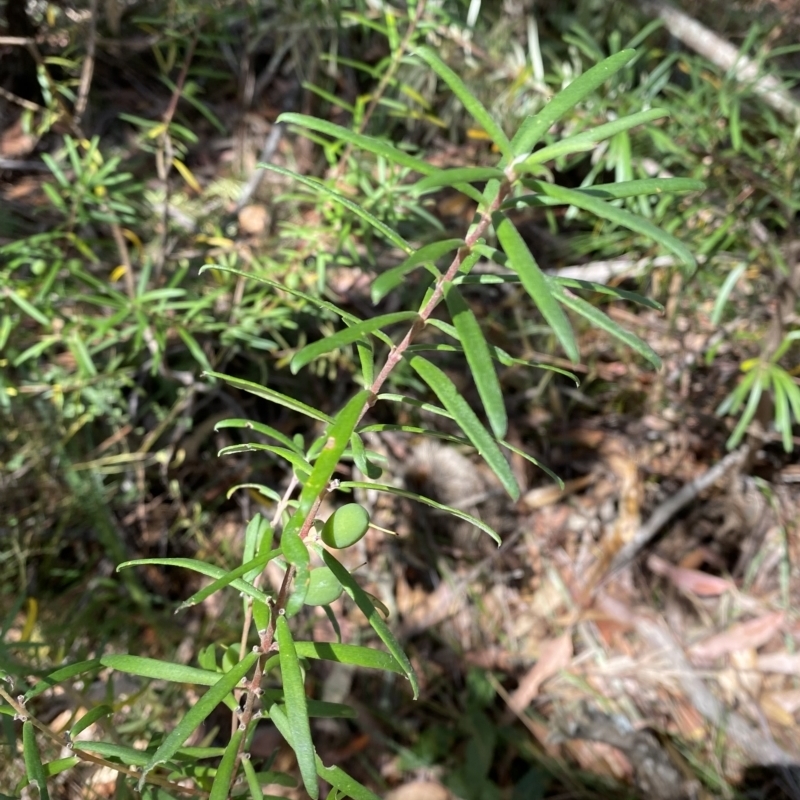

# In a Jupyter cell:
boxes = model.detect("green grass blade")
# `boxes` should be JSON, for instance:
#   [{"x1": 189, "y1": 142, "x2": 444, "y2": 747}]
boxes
[
  {"x1": 322, "y1": 550, "x2": 419, "y2": 698},
  {"x1": 415, "y1": 46, "x2": 512, "y2": 159},
  {"x1": 291, "y1": 312, "x2": 418, "y2": 373},
  {"x1": 372, "y1": 239, "x2": 463, "y2": 303},
  {"x1": 205, "y1": 371, "x2": 332, "y2": 423},
  {"x1": 555, "y1": 288, "x2": 661, "y2": 368},
  {"x1": 408, "y1": 355, "x2": 519, "y2": 500},
  {"x1": 139, "y1": 651, "x2": 259, "y2": 788},
  {"x1": 552, "y1": 277, "x2": 663, "y2": 310},
  {"x1": 293, "y1": 642, "x2": 404, "y2": 674},
  {"x1": 510, "y1": 49, "x2": 637, "y2": 157},
  {"x1": 276, "y1": 615, "x2": 318, "y2": 799},
  {"x1": 23, "y1": 722, "x2": 50, "y2": 800},
  {"x1": 444, "y1": 283, "x2": 507, "y2": 438},
  {"x1": 208, "y1": 727, "x2": 244, "y2": 800},
  {"x1": 494, "y1": 216, "x2": 578, "y2": 362},
  {"x1": 262, "y1": 164, "x2": 412, "y2": 254}
]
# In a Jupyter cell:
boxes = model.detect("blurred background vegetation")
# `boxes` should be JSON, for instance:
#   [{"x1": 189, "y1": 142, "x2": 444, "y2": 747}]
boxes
[{"x1": 1, "y1": 0, "x2": 799, "y2": 798}]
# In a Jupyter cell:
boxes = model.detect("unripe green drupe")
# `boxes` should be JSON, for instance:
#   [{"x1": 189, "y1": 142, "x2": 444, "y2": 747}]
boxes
[{"x1": 320, "y1": 502, "x2": 370, "y2": 549}]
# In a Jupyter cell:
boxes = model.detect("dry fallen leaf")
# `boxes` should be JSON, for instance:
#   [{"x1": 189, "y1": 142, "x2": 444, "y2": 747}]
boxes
[
  {"x1": 385, "y1": 781, "x2": 453, "y2": 800},
  {"x1": 506, "y1": 632, "x2": 573, "y2": 715},
  {"x1": 756, "y1": 651, "x2": 800, "y2": 674},
  {"x1": 647, "y1": 554, "x2": 734, "y2": 597},
  {"x1": 237, "y1": 203, "x2": 270, "y2": 236},
  {"x1": 689, "y1": 612, "x2": 785, "y2": 664}
]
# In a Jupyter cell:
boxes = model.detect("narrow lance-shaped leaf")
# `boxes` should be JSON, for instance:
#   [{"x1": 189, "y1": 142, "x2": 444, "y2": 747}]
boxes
[
  {"x1": 276, "y1": 615, "x2": 318, "y2": 799},
  {"x1": 262, "y1": 164, "x2": 412, "y2": 254},
  {"x1": 339, "y1": 480, "x2": 500, "y2": 543},
  {"x1": 281, "y1": 390, "x2": 371, "y2": 542},
  {"x1": 415, "y1": 46, "x2": 513, "y2": 159},
  {"x1": 412, "y1": 167, "x2": 506, "y2": 194},
  {"x1": 510, "y1": 49, "x2": 637, "y2": 158},
  {"x1": 24, "y1": 659, "x2": 102, "y2": 702},
  {"x1": 519, "y1": 108, "x2": 668, "y2": 167},
  {"x1": 208, "y1": 727, "x2": 244, "y2": 800},
  {"x1": 293, "y1": 641, "x2": 404, "y2": 674},
  {"x1": 117, "y1": 557, "x2": 271, "y2": 606},
  {"x1": 409, "y1": 356, "x2": 519, "y2": 500},
  {"x1": 215, "y1": 419, "x2": 302, "y2": 453},
  {"x1": 443, "y1": 282, "x2": 507, "y2": 439},
  {"x1": 322, "y1": 550, "x2": 419, "y2": 699},
  {"x1": 69, "y1": 705, "x2": 113, "y2": 740},
  {"x1": 139, "y1": 651, "x2": 259, "y2": 789},
  {"x1": 494, "y1": 216, "x2": 579, "y2": 363},
  {"x1": 555, "y1": 287, "x2": 662, "y2": 368},
  {"x1": 282, "y1": 528, "x2": 310, "y2": 617},
  {"x1": 315, "y1": 756, "x2": 382, "y2": 800},
  {"x1": 526, "y1": 181, "x2": 697, "y2": 270},
  {"x1": 23, "y1": 722, "x2": 50, "y2": 800},
  {"x1": 291, "y1": 312, "x2": 419, "y2": 374},
  {"x1": 372, "y1": 239, "x2": 464, "y2": 303},
  {"x1": 205, "y1": 371, "x2": 332, "y2": 423}
]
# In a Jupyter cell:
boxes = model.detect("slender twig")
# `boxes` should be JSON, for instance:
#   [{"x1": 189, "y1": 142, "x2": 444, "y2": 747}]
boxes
[{"x1": 74, "y1": 0, "x2": 98, "y2": 125}]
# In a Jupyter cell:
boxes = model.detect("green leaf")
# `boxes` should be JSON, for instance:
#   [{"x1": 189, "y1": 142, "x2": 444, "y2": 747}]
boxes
[
  {"x1": 339, "y1": 481, "x2": 501, "y2": 544},
  {"x1": 176, "y1": 549, "x2": 281, "y2": 610},
  {"x1": 315, "y1": 756, "x2": 382, "y2": 800},
  {"x1": 208, "y1": 728, "x2": 243, "y2": 800},
  {"x1": 281, "y1": 391, "x2": 371, "y2": 542},
  {"x1": 100, "y1": 655, "x2": 227, "y2": 686},
  {"x1": 726, "y1": 371, "x2": 766, "y2": 449},
  {"x1": 23, "y1": 722, "x2": 50, "y2": 800},
  {"x1": 412, "y1": 167, "x2": 506, "y2": 194},
  {"x1": 69, "y1": 705, "x2": 113, "y2": 739},
  {"x1": 282, "y1": 530, "x2": 311, "y2": 617},
  {"x1": 139, "y1": 651, "x2": 259, "y2": 788},
  {"x1": 552, "y1": 277, "x2": 663, "y2": 310},
  {"x1": 520, "y1": 109, "x2": 668, "y2": 167},
  {"x1": 555, "y1": 288, "x2": 661, "y2": 368},
  {"x1": 510, "y1": 50, "x2": 637, "y2": 157},
  {"x1": 510, "y1": 177, "x2": 705, "y2": 206},
  {"x1": 275, "y1": 616, "x2": 318, "y2": 799},
  {"x1": 291, "y1": 312, "x2": 418, "y2": 374},
  {"x1": 293, "y1": 642, "x2": 404, "y2": 674},
  {"x1": 204, "y1": 371, "x2": 331, "y2": 423},
  {"x1": 494, "y1": 216, "x2": 578, "y2": 362},
  {"x1": 322, "y1": 550, "x2": 419, "y2": 699},
  {"x1": 215, "y1": 419, "x2": 301, "y2": 453},
  {"x1": 218, "y1": 443, "x2": 312, "y2": 476},
  {"x1": 243, "y1": 514, "x2": 274, "y2": 584},
  {"x1": 69, "y1": 741, "x2": 151, "y2": 766},
  {"x1": 711, "y1": 262, "x2": 747, "y2": 325},
  {"x1": 117, "y1": 558, "x2": 271, "y2": 606},
  {"x1": 415, "y1": 46, "x2": 512, "y2": 159},
  {"x1": 262, "y1": 164, "x2": 412, "y2": 254},
  {"x1": 443, "y1": 283, "x2": 507, "y2": 438},
  {"x1": 409, "y1": 356, "x2": 517, "y2": 500},
  {"x1": 526, "y1": 181, "x2": 697, "y2": 270},
  {"x1": 372, "y1": 239, "x2": 463, "y2": 303},
  {"x1": 24, "y1": 659, "x2": 102, "y2": 702}
]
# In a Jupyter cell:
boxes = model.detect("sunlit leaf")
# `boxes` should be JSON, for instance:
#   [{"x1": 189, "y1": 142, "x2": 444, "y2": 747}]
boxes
[
  {"x1": 276, "y1": 615, "x2": 318, "y2": 798},
  {"x1": 443, "y1": 282, "x2": 507, "y2": 438},
  {"x1": 291, "y1": 312, "x2": 418, "y2": 373},
  {"x1": 322, "y1": 550, "x2": 418, "y2": 698},
  {"x1": 372, "y1": 239, "x2": 463, "y2": 303},
  {"x1": 494, "y1": 217, "x2": 579, "y2": 363}
]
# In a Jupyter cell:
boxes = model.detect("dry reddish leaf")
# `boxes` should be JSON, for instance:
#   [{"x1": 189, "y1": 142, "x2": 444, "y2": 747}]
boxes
[
  {"x1": 762, "y1": 690, "x2": 800, "y2": 715},
  {"x1": 757, "y1": 651, "x2": 800, "y2": 674},
  {"x1": 521, "y1": 473, "x2": 595, "y2": 509},
  {"x1": 647, "y1": 554, "x2": 734, "y2": 596},
  {"x1": 506, "y1": 633, "x2": 573, "y2": 715},
  {"x1": 689, "y1": 612, "x2": 785, "y2": 663},
  {"x1": 670, "y1": 702, "x2": 705, "y2": 741},
  {"x1": 385, "y1": 782, "x2": 453, "y2": 800},
  {"x1": 565, "y1": 739, "x2": 633, "y2": 781}
]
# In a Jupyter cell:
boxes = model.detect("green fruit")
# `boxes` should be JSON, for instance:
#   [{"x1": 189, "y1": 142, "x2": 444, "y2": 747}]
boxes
[
  {"x1": 303, "y1": 567, "x2": 343, "y2": 606},
  {"x1": 321, "y1": 502, "x2": 370, "y2": 549}
]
